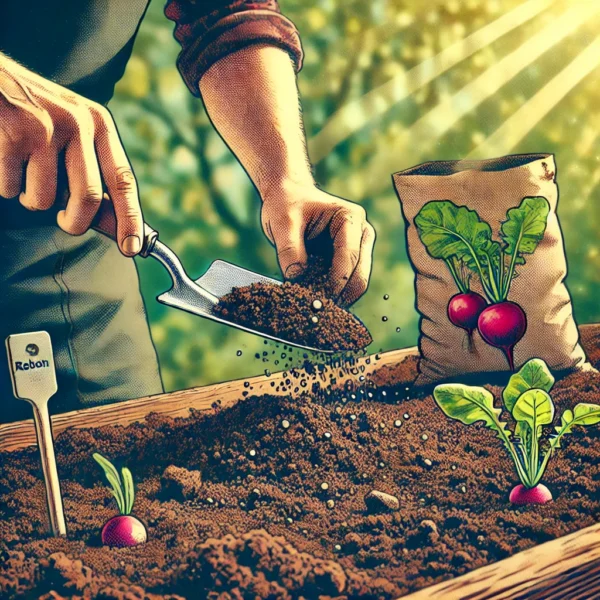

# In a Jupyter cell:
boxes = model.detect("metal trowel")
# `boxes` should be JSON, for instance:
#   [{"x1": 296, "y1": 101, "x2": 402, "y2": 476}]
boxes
[{"x1": 90, "y1": 198, "x2": 333, "y2": 354}]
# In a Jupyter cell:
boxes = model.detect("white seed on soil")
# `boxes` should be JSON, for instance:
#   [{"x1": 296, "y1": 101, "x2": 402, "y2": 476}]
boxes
[
  {"x1": 404, "y1": 413, "x2": 410, "y2": 419},
  {"x1": 321, "y1": 482, "x2": 329, "y2": 491},
  {"x1": 423, "y1": 459, "x2": 433, "y2": 467},
  {"x1": 326, "y1": 499, "x2": 335, "y2": 509},
  {"x1": 249, "y1": 449, "x2": 257, "y2": 457},
  {"x1": 311, "y1": 299, "x2": 323, "y2": 312},
  {"x1": 310, "y1": 316, "x2": 319, "y2": 324},
  {"x1": 460, "y1": 486, "x2": 467, "y2": 493},
  {"x1": 379, "y1": 422, "x2": 385, "y2": 429},
  {"x1": 287, "y1": 517, "x2": 293, "y2": 524},
  {"x1": 281, "y1": 419, "x2": 290, "y2": 429},
  {"x1": 477, "y1": 535, "x2": 485, "y2": 542},
  {"x1": 324, "y1": 432, "x2": 332, "y2": 439},
  {"x1": 207, "y1": 497, "x2": 214, "y2": 504},
  {"x1": 350, "y1": 414, "x2": 357, "y2": 421},
  {"x1": 422, "y1": 434, "x2": 428, "y2": 441},
  {"x1": 334, "y1": 544, "x2": 342, "y2": 552},
  {"x1": 394, "y1": 419, "x2": 402, "y2": 427},
  {"x1": 451, "y1": 464, "x2": 457, "y2": 471}
]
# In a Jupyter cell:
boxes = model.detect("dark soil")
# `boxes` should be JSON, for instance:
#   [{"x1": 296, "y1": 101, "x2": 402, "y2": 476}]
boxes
[
  {"x1": 214, "y1": 256, "x2": 372, "y2": 352},
  {"x1": 1, "y1": 327, "x2": 599, "y2": 600}
]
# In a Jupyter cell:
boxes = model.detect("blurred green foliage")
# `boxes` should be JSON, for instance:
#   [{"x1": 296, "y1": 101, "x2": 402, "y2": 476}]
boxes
[{"x1": 109, "y1": 0, "x2": 600, "y2": 392}]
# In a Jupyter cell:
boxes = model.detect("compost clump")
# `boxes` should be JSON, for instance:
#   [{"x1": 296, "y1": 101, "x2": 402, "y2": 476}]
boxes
[{"x1": 214, "y1": 255, "x2": 372, "y2": 352}]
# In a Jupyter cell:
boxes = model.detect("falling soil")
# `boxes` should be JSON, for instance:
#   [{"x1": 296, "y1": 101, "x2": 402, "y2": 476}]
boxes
[
  {"x1": 1, "y1": 326, "x2": 600, "y2": 600},
  {"x1": 214, "y1": 255, "x2": 372, "y2": 352}
]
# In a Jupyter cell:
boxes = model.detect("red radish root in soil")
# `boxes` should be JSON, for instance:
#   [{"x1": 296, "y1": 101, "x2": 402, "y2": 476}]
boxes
[{"x1": 509, "y1": 484, "x2": 552, "y2": 505}]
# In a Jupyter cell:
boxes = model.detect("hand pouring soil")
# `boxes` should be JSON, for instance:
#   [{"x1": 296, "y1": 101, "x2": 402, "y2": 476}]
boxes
[
  {"x1": 91, "y1": 197, "x2": 334, "y2": 354},
  {"x1": 5, "y1": 331, "x2": 66, "y2": 536}
]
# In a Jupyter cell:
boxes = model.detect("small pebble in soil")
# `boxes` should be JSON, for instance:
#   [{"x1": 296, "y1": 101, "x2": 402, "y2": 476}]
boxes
[
  {"x1": 311, "y1": 299, "x2": 323, "y2": 312},
  {"x1": 364, "y1": 490, "x2": 400, "y2": 512},
  {"x1": 281, "y1": 420, "x2": 290, "y2": 429}
]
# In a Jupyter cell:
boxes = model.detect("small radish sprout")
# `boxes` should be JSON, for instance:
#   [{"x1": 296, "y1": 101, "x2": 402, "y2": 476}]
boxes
[
  {"x1": 415, "y1": 197, "x2": 550, "y2": 369},
  {"x1": 93, "y1": 452, "x2": 147, "y2": 548},
  {"x1": 433, "y1": 358, "x2": 600, "y2": 504}
]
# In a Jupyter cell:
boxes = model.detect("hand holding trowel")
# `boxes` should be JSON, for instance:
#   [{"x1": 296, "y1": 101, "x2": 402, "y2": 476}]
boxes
[{"x1": 88, "y1": 196, "x2": 334, "y2": 353}]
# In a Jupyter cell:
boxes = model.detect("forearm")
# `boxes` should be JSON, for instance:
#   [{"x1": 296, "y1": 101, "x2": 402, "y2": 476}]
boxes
[{"x1": 199, "y1": 45, "x2": 314, "y2": 198}]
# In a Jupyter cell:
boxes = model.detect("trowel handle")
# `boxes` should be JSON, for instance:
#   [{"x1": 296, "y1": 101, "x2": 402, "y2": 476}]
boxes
[
  {"x1": 59, "y1": 194, "x2": 159, "y2": 258},
  {"x1": 31, "y1": 400, "x2": 67, "y2": 537}
]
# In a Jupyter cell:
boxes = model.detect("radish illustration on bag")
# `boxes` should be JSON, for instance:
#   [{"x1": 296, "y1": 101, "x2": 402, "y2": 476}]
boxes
[{"x1": 415, "y1": 196, "x2": 550, "y2": 370}]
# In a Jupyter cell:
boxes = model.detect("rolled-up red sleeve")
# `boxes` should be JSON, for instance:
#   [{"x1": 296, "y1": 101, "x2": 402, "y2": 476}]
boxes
[{"x1": 165, "y1": 1, "x2": 304, "y2": 96}]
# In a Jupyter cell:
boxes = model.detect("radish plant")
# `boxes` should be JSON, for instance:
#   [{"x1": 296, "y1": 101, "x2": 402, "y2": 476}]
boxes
[
  {"x1": 415, "y1": 197, "x2": 550, "y2": 369},
  {"x1": 93, "y1": 452, "x2": 147, "y2": 547},
  {"x1": 433, "y1": 358, "x2": 600, "y2": 504}
]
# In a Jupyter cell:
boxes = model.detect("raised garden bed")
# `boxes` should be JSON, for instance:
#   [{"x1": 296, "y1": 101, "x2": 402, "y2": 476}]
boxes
[{"x1": 1, "y1": 326, "x2": 599, "y2": 599}]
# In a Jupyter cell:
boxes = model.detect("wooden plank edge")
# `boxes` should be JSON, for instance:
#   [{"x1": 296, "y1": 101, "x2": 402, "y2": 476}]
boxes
[
  {"x1": 399, "y1": 520, "x2": 600, "y2": 600},
  {"x1": 0, "y1": 345, "x2": 419, "y2": 453}
]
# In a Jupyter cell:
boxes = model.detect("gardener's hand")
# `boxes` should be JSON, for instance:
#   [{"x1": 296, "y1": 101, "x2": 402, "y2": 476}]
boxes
[
  {"x1": 0, "y1": 54, "x2": 143, "y2": 256},
  {"x1": 261, "y1": 183, "x2": 376, "y2": 306}
]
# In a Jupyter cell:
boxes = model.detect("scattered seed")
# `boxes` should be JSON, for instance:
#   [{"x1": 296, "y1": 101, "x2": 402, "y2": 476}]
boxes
[
  {"x1": 321, "y1": 482, "x2": 329, "y2": 491},
  {"x1": 404, "y1": 413, "x2": 410, "y2": 419},
  {"x1": 460, "y1": 486, "x2": 467, "y2": 493},
  {"x1": 394, "y1": 419, "x2": 402, "y2": 427},
  {"x1": 334, "y1": 544, "x2": 342, "y2": 552},
  {"x1": 311, "y1": 299, "x2": 323, "y2": 312},
  {"x1": 350, "y1": 414, "x2": 357, "y2": 421},
  {"x1": 310, "y1": 316, "x2": 319, "y2": 324},
  {"x1": 249, "y1": 449, "x2": 257, "y2": 457},
  {"x1": 326, "y1": 499, "x2": 335, "y2": 509},
  {"x1": 324, "y1": 432, "x2": 332, "y2": 439},
  {"x1": 422, "y1": 434, "x2": 429, "y2": 441},
  {"x1": 281, "y1": 419, "x2": 290, "y2": 429},
  {"x1": 424, "y1": 459, "x2": 433, "y2": 467},
  {"x1": 451, "y1": 465, "x2": 457, "y2": 471}
]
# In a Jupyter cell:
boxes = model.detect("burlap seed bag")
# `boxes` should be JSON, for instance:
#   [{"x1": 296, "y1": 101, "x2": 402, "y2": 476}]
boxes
[{"x1": 393, "y1": 153, "x2": 591, "y2": 386}]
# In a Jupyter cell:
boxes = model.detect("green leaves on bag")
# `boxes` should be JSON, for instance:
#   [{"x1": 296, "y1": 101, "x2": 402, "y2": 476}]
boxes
[
  {"x1": 433, "y1": 358, "x2": 600, "y2": 490},
  {"x1": 501, "y1": 197, "x2": 550, "y2": 261},
  {"x1": 415, "y1": 197, "x2": 550, "y2": 303}
]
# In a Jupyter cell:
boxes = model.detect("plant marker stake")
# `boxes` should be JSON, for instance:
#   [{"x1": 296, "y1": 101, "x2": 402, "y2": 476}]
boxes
[{"x1": 6, "y1": 331, "x2": 66, "y2": 537}]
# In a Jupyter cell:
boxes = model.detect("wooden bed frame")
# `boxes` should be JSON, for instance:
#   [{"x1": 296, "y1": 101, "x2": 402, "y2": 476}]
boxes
[{"x1": 1, "y1": 328, "x2": 598, "y2": 600}]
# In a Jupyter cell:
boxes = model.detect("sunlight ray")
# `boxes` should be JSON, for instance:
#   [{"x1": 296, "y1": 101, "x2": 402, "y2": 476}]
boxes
[
  {"x1": 308, "y1": 0, "x2": 558, "y2": 163},
  {"x1": 467, "y1": 36, "x2": 600, "y2": 159},
  {"x1": 364, "y1": 2, "x2": 600, "y2": 196}
]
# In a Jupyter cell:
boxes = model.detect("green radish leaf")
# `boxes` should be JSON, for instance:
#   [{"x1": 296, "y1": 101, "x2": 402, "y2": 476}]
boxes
[
  {"x1": 93, "y1": 452, "x2": 125, "y2": 515},
  {"x1": 415, "y1": 200, "x2": 499, "y2": 265},
  {"x1": 434, "y1": 384, "x2": 512, "y2": 438},
  {"x1": 512, "y1": 389, "x2": 555, "y2": 430},
  {"x1": 552, "y1": 404, "x2": 600, "y2": 449},
  {"x1": 500, "y1": 197, "x2": 550, "y2": 258},
  {"x1": 503, "y1": 358, "x2": 555, "y2": 412},
  {"x1": 121, "y1": 467, "x2": 135, "y2": 515}
]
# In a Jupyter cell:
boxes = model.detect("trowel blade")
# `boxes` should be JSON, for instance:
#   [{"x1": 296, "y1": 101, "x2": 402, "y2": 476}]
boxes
[{"x1": 156, "y1": 260, "x2": 333, "y2": 354}]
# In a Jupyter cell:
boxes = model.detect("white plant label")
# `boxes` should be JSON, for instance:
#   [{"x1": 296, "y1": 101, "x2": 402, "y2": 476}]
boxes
[{"x1": 6, "y1": 331, "x2": 58, "y2": 403}]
